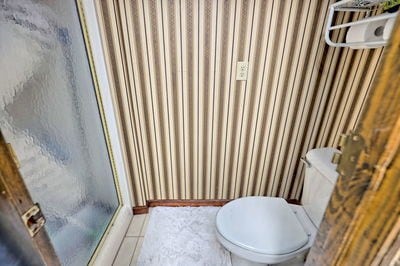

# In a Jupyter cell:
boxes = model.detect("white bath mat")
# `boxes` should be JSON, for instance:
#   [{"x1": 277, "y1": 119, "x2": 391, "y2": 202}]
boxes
[{"x1": 137, "y1": 207, "x2": 232, "y2": 266}]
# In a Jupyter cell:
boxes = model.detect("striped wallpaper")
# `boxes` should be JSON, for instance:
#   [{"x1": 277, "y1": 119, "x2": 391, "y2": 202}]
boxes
[{"x1": 95, "y1": 0, "x2": 384, "y2": 206}]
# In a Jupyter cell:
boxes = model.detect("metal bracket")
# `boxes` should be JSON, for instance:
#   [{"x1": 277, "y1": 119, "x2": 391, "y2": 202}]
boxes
[
  {"x1": 21, "y1": 203, "x2": 46, "y2": 237},
  {"x1": 335, "y1": 131, "x2": 366, "y2": 177}
]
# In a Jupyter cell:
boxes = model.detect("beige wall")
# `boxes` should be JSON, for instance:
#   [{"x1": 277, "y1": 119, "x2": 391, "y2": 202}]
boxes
[{"x1": 95, "y1": 0, "x2": 383, "y2": 206}]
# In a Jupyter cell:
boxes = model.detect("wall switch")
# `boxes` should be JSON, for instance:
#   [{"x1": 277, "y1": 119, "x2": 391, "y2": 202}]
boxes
[{"x1": 236, "y1": 61, "x2": 248, "y2": 81}]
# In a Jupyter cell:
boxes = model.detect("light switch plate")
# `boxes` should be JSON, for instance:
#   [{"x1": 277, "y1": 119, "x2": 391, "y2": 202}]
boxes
[{"x1": 236, "y1": 61, "x2": 248, "y2": 81}]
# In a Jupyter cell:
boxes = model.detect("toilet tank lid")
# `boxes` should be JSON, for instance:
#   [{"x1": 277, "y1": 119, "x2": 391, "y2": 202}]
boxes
[{"x1": 306, "y1": 148, "x2": 340, "y2": 184}]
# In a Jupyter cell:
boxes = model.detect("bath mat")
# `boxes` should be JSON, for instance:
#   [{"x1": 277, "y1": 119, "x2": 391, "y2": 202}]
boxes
[{"x1": 137, "y1": 207, "x2": 232, "y2": 266}]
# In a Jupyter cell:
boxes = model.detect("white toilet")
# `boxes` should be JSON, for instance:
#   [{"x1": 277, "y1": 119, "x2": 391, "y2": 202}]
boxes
[{"x1": 216, "y1": 148, "x2": 340, "y2": 266}]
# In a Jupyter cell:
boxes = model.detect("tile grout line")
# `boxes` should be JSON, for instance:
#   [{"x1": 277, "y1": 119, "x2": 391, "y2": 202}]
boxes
[
  {"x1": 140, "y1": 214, "x2": 150, "y2": 236},
  {"x1": 131, "y1": 213, "x2": 149, "y2": 265},
  {"x1": 128, "y1": 214, "x2": 147, "y2": 265},
  {"x1": 114, "y1": 214, "x2": 147, "y2": 265},
  {"x1": 112, "y1": 215, "x2": 134, "y2": 265},
  {"x1": 127, "y1": 214, "x2": 148, "y2": 237},
  {"x1": 128, "y1": 237, "x2": 140, "y2": 265},
  {"x1": 138, "y1": 215, "x2": 147, "y2": 236}
]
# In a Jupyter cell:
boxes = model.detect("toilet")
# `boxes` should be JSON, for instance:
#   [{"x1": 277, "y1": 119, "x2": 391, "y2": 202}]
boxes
[{"x1": 216, "y1": 148, "x2": 340, "y2": 266}]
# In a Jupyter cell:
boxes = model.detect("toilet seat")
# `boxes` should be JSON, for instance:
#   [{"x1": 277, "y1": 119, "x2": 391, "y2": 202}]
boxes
[{"x1": 216, "y1": 197, "x2": 317, "y2": 264}]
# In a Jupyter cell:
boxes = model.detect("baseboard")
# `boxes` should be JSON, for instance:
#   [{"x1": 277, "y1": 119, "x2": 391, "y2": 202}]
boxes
[
  {"x1": 147, "y1": 199, "x2": 231, "y2": 207},
  {"x1": 286, "y1": 199, "x2": 302, "y2": 205},
  {"x1": 132, "y1": 199, "x2": 232, "y2": 214},
  {"x1": 132, "y1": 198, "x2": 301, "y2": 214},
  {"x1": 132, "y1": 206, "x2": 149, "y2": 215}
]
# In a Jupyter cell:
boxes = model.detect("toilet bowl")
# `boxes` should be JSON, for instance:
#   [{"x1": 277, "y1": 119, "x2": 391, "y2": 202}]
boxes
[
  {"x1": 216, "y1": 197, "x2": 316, "y2": 265},
  {"x1": 215, "y1": 148, "x2": 340, "y2": 265}
]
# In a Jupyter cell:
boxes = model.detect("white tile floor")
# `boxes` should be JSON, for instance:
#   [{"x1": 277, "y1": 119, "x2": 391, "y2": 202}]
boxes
[{"x1": 113, "y1": 213, "x2": 149, "y2": 266}]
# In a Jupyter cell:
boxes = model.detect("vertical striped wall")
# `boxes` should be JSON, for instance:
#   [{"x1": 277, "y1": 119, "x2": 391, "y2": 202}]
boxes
[{"x1": 95, "y1": 0, "x2": 384, "y2": 206}]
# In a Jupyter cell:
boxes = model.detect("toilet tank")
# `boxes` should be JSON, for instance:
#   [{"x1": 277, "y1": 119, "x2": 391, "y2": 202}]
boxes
[{"x1": 301, "y1": 148, "x2": 340, "y2": 227}]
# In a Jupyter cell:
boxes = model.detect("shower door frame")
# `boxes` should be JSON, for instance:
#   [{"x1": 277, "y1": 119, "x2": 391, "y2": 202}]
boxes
[{"x1": 75, "y1": 0, "x2": 135, "y2": 264}]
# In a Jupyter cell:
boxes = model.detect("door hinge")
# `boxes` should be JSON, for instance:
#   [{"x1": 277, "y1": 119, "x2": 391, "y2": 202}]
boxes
[
  {"x1": 334, "y1": 131, "x2": 365, "y2": 177},
  {"x1": 6, "y1": 143, "x2": 20, "y2": 168},
  {"x1": 21, "y1": 203, "x2": 46, "y2": 237}
]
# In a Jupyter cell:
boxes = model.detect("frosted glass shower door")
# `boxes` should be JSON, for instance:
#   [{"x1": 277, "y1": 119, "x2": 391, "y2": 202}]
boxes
[{"x1": 0, "y1": 0, "x2": 119, "y2": 265}]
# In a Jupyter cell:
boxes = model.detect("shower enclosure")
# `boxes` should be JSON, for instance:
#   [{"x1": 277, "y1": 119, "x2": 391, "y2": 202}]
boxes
[{"x1": 0, "y1": 0, "x2": 120, "y2": 264}]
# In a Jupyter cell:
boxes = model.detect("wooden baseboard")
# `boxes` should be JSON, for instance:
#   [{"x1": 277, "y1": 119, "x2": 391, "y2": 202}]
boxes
[
  {"x1": 147, "y1": 199, "x2": 231, "y2": 207},
  {"x1": 286, "y1": 199, "x2": 302, "y2": 205},
  {"x1": 132, "y1": 198, "x2": 301, "y2": 214},
  {"x1": 132, "y1": 206, "x2": 149, "y2": 215},
  {"x1": 132, "y1": 199, "x2": 231, "y2": 214}
]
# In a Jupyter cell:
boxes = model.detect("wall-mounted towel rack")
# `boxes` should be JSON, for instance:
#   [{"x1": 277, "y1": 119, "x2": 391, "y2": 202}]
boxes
[{"x1": 325, "y1": 0, "x2": 398, "y2": 48}]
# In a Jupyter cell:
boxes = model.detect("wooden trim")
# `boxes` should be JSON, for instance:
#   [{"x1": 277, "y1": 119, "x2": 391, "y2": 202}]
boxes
[
  {"x1": 147, "y1": 199, "x2": 232, "y2": 207},
  {"x1": 132, "y1": 198, "x2": 302, "y2": 214},
  {"x1": 132, "y1": 206, "x2": 149, "y2": 215},
  {"x1": 286, "y1": 199, "x2": 302, "y2": 205},
  {"x1": 133, "y1": 199, "x2": 232, "y2": 214}
]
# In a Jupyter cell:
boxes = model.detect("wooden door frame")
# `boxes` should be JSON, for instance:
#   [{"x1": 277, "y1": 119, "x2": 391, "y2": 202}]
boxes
[
  {"x1": 306, "y1": 15, "x2": 400, "y2": 265},
  {"x1": 0, "y1": 131, "x2": 60, "y2": 265}
]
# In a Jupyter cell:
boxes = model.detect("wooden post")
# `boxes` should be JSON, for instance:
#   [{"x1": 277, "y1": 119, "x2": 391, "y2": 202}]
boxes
[{"x1": 306, "y1": 15, "x2": 400, "y2": 266}]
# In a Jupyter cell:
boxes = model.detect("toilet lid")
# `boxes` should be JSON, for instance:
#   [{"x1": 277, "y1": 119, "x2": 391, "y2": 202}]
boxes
[{"x1": 216, "y1": 197, "x2": 309, "y2": 255}]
